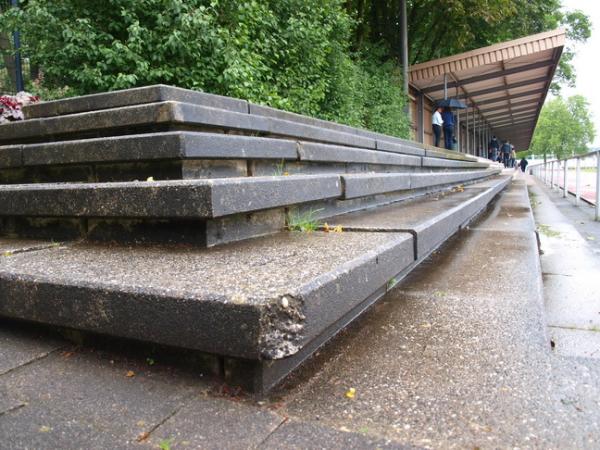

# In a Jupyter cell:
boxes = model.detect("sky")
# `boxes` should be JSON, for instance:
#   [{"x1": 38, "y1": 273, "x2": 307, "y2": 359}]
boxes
[{"x1": 559, "y1": 0, "x2": 600, "y2": 147}]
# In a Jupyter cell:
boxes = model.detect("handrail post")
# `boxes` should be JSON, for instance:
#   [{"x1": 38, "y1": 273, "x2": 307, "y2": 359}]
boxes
[
  {"x1": 576, "y1": 157, "x2": 581, "y2": 206},
  {"x1": 563, "y1": 159, "x2": 568, "y2": 198},
  {"x1": 594, "y1": 150, "x2": 600, "y2": 220}
]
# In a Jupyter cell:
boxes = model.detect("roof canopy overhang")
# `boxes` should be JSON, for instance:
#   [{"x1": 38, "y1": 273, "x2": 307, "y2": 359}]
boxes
[{"x1": 409, "y1": 29, "x2": 565, "y2": 150}]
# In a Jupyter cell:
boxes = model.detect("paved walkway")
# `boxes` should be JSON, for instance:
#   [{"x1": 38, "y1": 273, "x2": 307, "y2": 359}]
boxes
[
  {"x1": 2, "y1": 176, "x2": 600, "y2": 449},
  {"x1": 529, "y1": 174, "x2": 600, "y2": 359}
]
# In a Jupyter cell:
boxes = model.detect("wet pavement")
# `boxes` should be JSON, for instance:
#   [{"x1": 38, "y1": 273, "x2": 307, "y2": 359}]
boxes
[
  {"x1": 529, "y1": 175, "x2": 600, "y2": 359},
  {"x1": 2, "y1": 175, "x2": 600, "y2": 448}
]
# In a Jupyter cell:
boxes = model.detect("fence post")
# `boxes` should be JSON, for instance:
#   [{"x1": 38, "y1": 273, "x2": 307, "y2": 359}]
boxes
[
  {"x1": 576, "y1": 157, "x2": 581, "y2": 206},
  {"x1": 10, "y1": 0, "x2": 24, "y2": 92},
  {"x1": 551, "y1": 161, "x2": 555, "y2": 189},
  {"x1": 594, "y1": 151, "x2": 600, "y2": 220},
  {"x1": 563, "y1": 159, "x2": 568, "y2": 198}
]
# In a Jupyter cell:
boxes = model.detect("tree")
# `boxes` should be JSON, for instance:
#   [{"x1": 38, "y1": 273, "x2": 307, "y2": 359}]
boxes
[
  {"x1": 0, "y1": 0, "x2": 411, "y2": 137},
  {"x1": 346, "y1": 0, "x2": 591, "y2": 93},
  {"x1": 529, "y1": 95, "x2": 595, "y2": 161}
]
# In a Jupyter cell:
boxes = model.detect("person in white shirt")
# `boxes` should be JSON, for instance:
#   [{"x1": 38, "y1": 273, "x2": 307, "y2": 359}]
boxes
[{"x1": 432, "y1": 106, "x2": 443, "y2": 147}]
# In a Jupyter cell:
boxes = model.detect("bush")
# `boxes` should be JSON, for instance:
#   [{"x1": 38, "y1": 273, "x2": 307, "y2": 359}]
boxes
[{"x1": 1, "y1": 0, "x2": 411, "y2": 138}]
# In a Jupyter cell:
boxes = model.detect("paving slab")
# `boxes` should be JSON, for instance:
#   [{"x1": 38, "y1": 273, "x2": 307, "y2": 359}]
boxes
[
  {"x1": 529, "y1": 176, "x2": 600, "y2": 359},
  {"x1": 0, "y1": 319, "x2": 65, "y2": 375},
  {"x1": 0, "y1": 175, "x2": 342, "y2": 219},
  {"x1": 144, "y1": 395, "x2": 283, "y2": 449},
  {"x1": 260, "y1": 419, "x2": 409, "y2": 449},
  {"x1": 0, "y1": 344, "x2": 205, "y2": 449}
]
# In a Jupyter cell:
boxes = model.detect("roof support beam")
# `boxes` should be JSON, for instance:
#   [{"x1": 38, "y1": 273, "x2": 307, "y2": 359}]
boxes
[
  {"x1": 457, "y1": 76, "x2": 549, "y2": 100},
  {"x1": 472, "y1": 88, "x2": 546, "y2": 107},
  {"x1": 420, "y1": 60, "x2": 555, "y2": 93},
  {"x1": 483, "y1": 106, "x2": 538, "y2": 121},
  {"x1": 476, "y1": 99, "x2": 540, "y2": 114}
]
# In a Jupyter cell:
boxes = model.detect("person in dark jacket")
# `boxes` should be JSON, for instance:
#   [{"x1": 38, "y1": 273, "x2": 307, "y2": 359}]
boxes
[
  {"x1": 442, "y1": 107, "x2": 455, "y2": 150},
  {"x1": 501, "y1": 140, "x2": 511, "y2": 167},
  {"x1": 519, "y1": 157, "x2": 529, "y2": 173},
  {"x1": 488, "y1": 136, "x2": 499, "y2": 161}
]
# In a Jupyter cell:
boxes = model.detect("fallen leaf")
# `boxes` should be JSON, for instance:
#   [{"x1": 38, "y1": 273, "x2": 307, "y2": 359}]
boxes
[
  {"x1": 587, "y1": 236, "x2": 596, "y2": 241},
  {"x1": 39, "y1": 426, "x2": 51, "y2": 433},
  {"x1": 136, "y1": 431, "x2": 150, "y2": 442},
  {"x1": 323, "y1": 223, "x2": 331, "y2": 232},
  {"x1": 146, "y1": 176, "x2": 154, "y2": 182},
  {"x1": 146, "y1": 357, "x2": 155, "y2": 366},
  {"x1": 126, "y1": 370, "x2": 135, "y2": 377},
  {"x1": 345, "y1": 387, "x2": 356, "y2": 399}
]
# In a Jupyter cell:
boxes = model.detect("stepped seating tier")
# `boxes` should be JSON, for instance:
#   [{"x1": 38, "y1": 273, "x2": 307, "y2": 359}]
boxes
[
  {"x1": 0, "y1": 176, "x2": 509, "y2": 392},
  {"x1": 0, "y1": 85, "x2": 507, "y2": 392}
]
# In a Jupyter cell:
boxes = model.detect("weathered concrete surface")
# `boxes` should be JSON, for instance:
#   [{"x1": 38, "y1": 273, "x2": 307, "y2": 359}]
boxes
[
  {"x1": 2, "y1": 178, "x2": 599, "y2": 448},
  {"x1": 332, "y1": 176, "x2": 509, "y2": 259},
  {"x1": 23, "y1": 84, "x2": 250, "y2": 118},
  {"x1": 528, "y1": 175, "x2": 600, "y2": 359},
  {"x1": 0, "y1": 231, "x2": 413, "y2": 362},
  {"x1": 0, "y1": 238, "x2": 60, "y2": 256},
  {"x1": 0, "y1": 175, "x2": 342, "y2": 219},
  {"x1": 275, "y1": 178, "x2": 600, "y2": 449},
  {"x1": 298, "y1": 142, "x2": 420, "y2": 167},
  {"x1": 421, "y1": 156, "x2": 488, "y2": 169},
  {"x1": 341, "y1": 173, "x2": 411, "y2": 199},
  {"x1": 0, "y1": 132, "x2": 298, "y2": 168}
]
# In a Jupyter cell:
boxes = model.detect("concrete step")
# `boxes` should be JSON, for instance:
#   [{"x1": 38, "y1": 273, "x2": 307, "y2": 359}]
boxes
[
  {"x1": 4, "y1": 85, "x2": 481, "y2": 167},
  {"x1": 331, "y1": 175, "x2": 511, "y2": 260},
  {"x1": 20, "y1": 84, "x2": 472, "y2": 162},
  {"x1": 0, "y1": 176, "x2": 509, "y2": 392}
]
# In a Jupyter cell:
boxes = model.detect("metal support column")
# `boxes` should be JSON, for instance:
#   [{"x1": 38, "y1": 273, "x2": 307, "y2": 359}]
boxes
[
  {"x1": 417, "y1": 92, "x2": 424, "y2": 143},
  {"x1": 575, "y1": 157, "x2": 581, "y2": 205},
  {"x1": 11, "y1": 0, "x2": 24, "y2": 92},
  {"x1": 563, "y1": 160, "x2": 568, "y2": 198},
  {"x1": 595, "y1": 151, "x2": 600, "y2": 221}
]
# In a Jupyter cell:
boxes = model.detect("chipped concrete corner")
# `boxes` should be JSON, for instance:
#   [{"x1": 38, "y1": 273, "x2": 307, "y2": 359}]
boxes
[{"x1": 260, "y1": 294, "x2": 306, "y2": 359}]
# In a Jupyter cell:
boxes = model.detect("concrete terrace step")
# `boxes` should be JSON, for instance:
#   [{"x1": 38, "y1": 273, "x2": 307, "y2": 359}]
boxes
[
  {"x1": 0, "y1": 170, "x2": 499, "y2": 220},
  {"x1": 332, "y1": 175, "x2": 511, "y2": 259},
  {"x1": 19, "y1": 84, "x2": 453, "y2": 159},
  {"x1": 0, "y1": 176, "x2": 509, "y2": 392},
  {"x1": 3, "y1": 86, "x2": 476, "y2": 165}
]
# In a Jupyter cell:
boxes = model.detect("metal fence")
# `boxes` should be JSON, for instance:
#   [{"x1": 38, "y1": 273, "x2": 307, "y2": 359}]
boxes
[
  {"x1": 1, "y1": 0, "x2": 24, "y2": 95},
  {"x1": 530, "y1": 149, "x2": 600, "y2": 221}
]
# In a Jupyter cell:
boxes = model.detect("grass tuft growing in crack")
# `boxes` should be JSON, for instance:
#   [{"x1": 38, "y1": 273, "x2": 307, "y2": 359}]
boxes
[{"x1": 287, "y1": 208, "x2": 323, "y2": 232}]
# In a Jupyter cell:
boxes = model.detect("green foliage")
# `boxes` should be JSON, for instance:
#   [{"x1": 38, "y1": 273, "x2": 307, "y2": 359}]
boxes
[
  {"x1": 287, "y1": 208, "x2": 323, "y2": 232},
  {"x1": 529, "y1": 95, "x2": 595, "y2": 160},
  {"x1": 0, "y1": 0, "x2": 412, "y2": 138},
  {"x1": 348, "y1": 0, "x2": 591, "y2": 92}
]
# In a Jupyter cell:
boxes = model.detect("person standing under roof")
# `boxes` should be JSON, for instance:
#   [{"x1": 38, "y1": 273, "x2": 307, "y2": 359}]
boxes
[
  {"x1": 442, "y1": 107, "x2": 455, "y2": 150},
  {"x1": 432, "y1": 106, "x2": 443, "y2": 147},
  {"x1": 501, "y1": 140, "x2": 512, "y2": 167},
  {"x1": 488, "y1": 135, "x2": 499, "y2": 161}
]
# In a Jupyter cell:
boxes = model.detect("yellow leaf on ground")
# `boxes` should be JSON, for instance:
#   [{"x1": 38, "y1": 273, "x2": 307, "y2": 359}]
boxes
[
  {"x1": 345, "y1": 387, "x2": 356, "y2": 399},
  {"x1": 126, "y1": 370, "x2": 135, "y2": 377}
]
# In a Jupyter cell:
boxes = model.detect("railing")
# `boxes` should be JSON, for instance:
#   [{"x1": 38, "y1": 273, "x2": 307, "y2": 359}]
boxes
[{"x1": 530, "y1": 149, "x2": 600, "y2": 221}]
